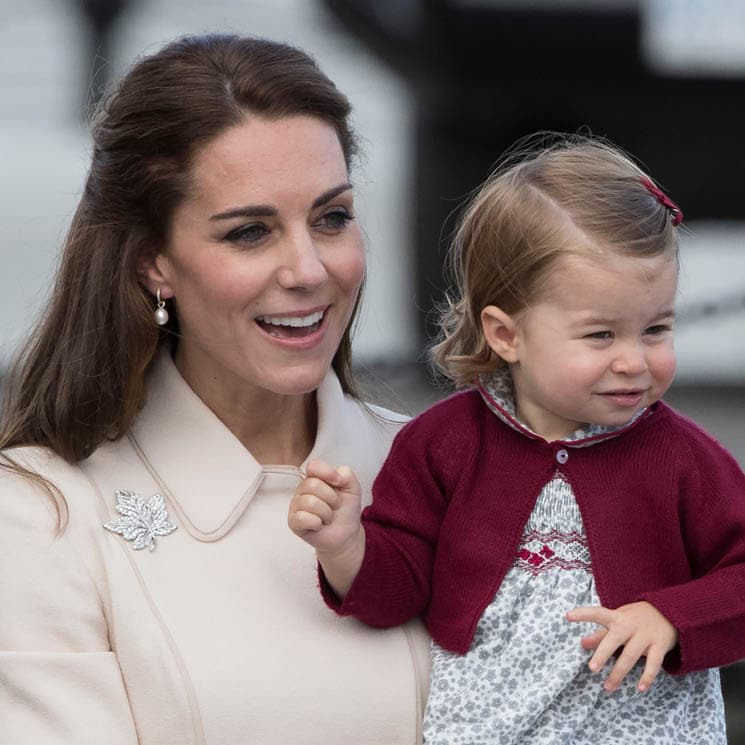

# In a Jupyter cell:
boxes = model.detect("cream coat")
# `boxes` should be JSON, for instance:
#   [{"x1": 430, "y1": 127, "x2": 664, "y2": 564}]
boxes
[{"x1": 0, "y1": 352, "x2": 430, "y2": 745}]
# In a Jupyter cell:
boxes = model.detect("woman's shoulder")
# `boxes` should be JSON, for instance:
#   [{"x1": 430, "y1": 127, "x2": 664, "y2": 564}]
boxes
[
  {"x1": 1, "y1": 444, "x2": 76, "y2": 497},
  {"x1": 2, "y1": 444, "x2": 68, "y2": 472},
  {"x1": 0, "y1": 446, "x2": 116, "y2": 680},
  {"x1": 339, "y1": 396, "x2": 410, "y2": 460},
  {"x1": 0, "y1": 445, "x2": 102, "y2": 535},
  {"x1": 358, "y1": 399, "x2": 411, "y2": 429},
  {"x1": 1, "y1": 444, "x2": 94, "y2": 490},
  {"x1": 337, "y1": 385, "x2": 410, "y2": 432}
]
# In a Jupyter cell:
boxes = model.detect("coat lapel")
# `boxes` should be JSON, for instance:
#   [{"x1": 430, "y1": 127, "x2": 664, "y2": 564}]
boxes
[
  {"x1": 128, "y1": 351, "x2": 264, "y2": 541},
  {"x1": 126, "y1": 349, "x2": 370, "y2": 540}
]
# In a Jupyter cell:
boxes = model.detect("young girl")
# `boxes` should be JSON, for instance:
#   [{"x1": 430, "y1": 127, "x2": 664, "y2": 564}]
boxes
[{"x1": 288, "y1": 137, "x2": 745, "y2": 744}]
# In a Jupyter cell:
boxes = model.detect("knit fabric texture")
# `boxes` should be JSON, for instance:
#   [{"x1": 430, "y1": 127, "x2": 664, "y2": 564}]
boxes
[
  {"x1": 323, "y1": 385, "x2": 745, "y2": 676},
  {"x1": 421, "y1": 373, "x2": 725, "y2": 744}
]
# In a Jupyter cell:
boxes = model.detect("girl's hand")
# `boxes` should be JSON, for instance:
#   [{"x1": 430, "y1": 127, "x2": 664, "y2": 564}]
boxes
[
  {"x1": 288, "y1": 459, "x2": 362, "y2": 553},
  {"x1": 287, "y1": 459, "x2": 365, "y2": 598},
  {"x1": 566, "y1": 601, "x2": 678, "y2": 693}
]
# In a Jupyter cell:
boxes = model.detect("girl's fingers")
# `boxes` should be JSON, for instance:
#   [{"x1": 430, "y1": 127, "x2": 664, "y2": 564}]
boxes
[
  {"x1": 333, "y1": 465, "x2": 361, "y2": 494},
  {"x1": 579, "y1": 628, "x2": 606, "y2": 651},
  {"x1": 637, "y1": 647, "x2": 666, "y2": 692},
  {"x1": 297, "y1": 477, "x2": 341, "y2": 509},
  {"x1": 292, "y1": 493, "x2": 334, "y2": 525},
  {"x1": 287, "y1": 509, "x2": 323, "y2": 535},
  {"x1": 602, "y1": 639, "x2": 645, "y2": 691},
  {"x1": 306, "y1": 458, "x2": 344, "y2": 485},
  {"x1": 587, "y1": 627, "x2": 627, "y2": 673},
  {"x1": 303, "y1": 461, "x2": 360, "y2": 498},
  {"x1": 567, "y1": 606, "x2": 616, "y2": 663},
  {"x1": 566, "y1": 606, "x2": 614, "y2": 626},
  {"x1": 568, "y1": 601, "x2": 676, "y2": 693}
]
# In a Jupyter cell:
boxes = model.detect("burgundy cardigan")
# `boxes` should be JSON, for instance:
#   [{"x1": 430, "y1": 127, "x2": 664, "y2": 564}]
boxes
[{"x1": 323, "y1": 390, "x2": 745, "y2": 675}]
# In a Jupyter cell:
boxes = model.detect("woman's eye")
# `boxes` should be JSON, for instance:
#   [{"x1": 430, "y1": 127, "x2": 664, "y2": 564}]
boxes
[
  {"x1": 225, "y1": 222, "x2": 270, "y2": 245},
  {"x1": 316, "y1": 208, "x2": 354, "y2": 232}
]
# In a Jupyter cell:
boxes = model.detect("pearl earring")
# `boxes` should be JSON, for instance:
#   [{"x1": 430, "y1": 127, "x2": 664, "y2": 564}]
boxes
[{"x1": 154, "y1": 288, "x2": 169, "y2": 326}]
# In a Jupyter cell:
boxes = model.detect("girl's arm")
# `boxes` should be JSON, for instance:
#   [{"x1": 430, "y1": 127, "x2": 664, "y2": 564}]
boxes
[
  {"x1": 290, "y1": 408, "x2": 457, "y2": 629},
  {"x1": 570, "y1": 419, "x2": 745, "y2": 680},
  {"x1": 637, "y1": 424, "x2": 745, "y2": 675},
  {"x1": 288, "y1": 459, "x2": 366, "y2": 598}
]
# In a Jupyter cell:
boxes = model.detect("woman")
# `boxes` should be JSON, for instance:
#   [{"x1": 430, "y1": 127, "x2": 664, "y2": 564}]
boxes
[{"x1": 0, "y1": 34, "x2": 429, "y2": 744}]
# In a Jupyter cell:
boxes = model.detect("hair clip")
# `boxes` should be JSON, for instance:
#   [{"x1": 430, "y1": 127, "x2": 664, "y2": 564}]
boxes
[{"x1": 640, "y1": 177, "x2": 683, "y2": 226}]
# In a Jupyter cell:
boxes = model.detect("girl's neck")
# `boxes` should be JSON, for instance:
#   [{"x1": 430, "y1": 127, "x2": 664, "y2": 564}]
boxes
[{"x1": 514, "y1": 404, "x2": 579, "y2": 443}]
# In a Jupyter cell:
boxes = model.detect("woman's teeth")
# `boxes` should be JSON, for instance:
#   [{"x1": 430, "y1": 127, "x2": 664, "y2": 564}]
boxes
[
  {"x1": 257, "y1": 310, "x2": 324, "y2": 328},
  {"x1": 256, "y1": 310, "x2": 325, "y2": 338}
]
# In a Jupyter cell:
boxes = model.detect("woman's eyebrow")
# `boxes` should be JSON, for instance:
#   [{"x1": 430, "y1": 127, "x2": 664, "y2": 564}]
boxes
[
  {"x1": 209, "y1": 182, "x2": 353, "y2": 222},
  {"x1": 311, "y1": 182, "x2": 353, "y2": 209},
  {"x1": 210, "y1": 205, "x2": 277, "y2": 221}
]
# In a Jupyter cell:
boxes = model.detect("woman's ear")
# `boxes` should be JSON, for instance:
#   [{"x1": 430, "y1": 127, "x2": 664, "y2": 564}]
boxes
[
  {"x1": 137, "y1": 253, "x2": 174, "y2": 299},
  {"x1": 481, "y1": 305, "x2": 520, "y2": 363}
]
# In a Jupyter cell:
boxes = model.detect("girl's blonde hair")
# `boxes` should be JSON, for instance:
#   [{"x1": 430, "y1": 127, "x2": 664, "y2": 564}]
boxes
[{"x1": 431, "y1": 134, "x2": 681, "y2": 387}]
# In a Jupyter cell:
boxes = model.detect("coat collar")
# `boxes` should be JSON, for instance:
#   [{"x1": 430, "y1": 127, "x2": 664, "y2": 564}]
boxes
[
  {"x1": 477, "y1": 366, "x2": 651, "y2": 448},
  {"x1": 127, "y1": 348, "x2": 356, "y2": 541}
]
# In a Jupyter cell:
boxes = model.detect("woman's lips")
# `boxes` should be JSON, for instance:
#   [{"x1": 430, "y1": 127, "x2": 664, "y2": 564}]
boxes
[
  {"x1": 258, "y1": 321, "x2": 322, "y2": 339},
  {"x1": 255, "y1": 307, "x2": 327, "y2": 341}
]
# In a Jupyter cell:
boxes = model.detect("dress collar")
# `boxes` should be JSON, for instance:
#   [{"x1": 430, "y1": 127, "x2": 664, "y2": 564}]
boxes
[
  {"x1": 477, "y1": 366, "x2": 650, "y2": 447},
  {"x1": 127, "y1": 348, "x2": 356, "y2": 541}
]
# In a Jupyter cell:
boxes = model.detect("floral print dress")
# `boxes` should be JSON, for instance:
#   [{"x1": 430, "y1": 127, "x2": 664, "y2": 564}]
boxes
[{"x1": 422, "y1": 371, "x2": 726, "y2": 745}]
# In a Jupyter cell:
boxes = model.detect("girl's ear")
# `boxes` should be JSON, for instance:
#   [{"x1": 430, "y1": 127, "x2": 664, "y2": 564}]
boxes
[
  {"x1": 137, "y1": 253, "x2": 174, "y2": 299},
  {"x1": 481, "y1": 305, "x2": 520, "y2": 363}
]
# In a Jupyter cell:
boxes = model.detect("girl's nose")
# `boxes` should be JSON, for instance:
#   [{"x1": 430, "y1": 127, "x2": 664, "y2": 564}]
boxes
[
  {"x1": 277, "y1": 231, "x2": 328, "y2": 290},
  {"x1": 611, "y1": 342, "x2": 649, "y2": 376}
]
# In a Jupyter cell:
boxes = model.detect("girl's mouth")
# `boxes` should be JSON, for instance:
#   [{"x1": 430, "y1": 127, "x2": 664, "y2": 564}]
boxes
[{"x1": 600, "y1": 389, "x2": 645, "y2": 407}]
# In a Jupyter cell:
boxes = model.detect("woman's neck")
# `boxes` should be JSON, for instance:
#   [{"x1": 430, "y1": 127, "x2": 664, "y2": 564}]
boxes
[
  {"x1": 174, "y1": 351, "x2": 318, "y2": 466},
  {"x1": 218, "y1": 391, "x2": 317, "y2": 466}
]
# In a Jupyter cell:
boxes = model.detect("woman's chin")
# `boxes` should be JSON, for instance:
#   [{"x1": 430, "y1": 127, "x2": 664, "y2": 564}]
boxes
[{"x1": 259, "y1": 363, "x2": 333, "y2": 398}]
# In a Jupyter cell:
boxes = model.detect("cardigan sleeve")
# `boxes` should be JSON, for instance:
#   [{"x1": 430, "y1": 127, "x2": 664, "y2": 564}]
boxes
[
  {"x1": 321, "y1": 395, "x2": 476, "y2": 627},
  {"x1": 638, "y1": 420, "x2": 745, "y2": 675},
  {"x1": 0, "y1": 462, "x2": 138, "y2": 745}
]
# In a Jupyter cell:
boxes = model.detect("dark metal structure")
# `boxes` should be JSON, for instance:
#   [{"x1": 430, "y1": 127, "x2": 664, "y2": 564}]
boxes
[
  {"x1": 76, "y1": 0, "x2": 132, "y2": 113},
  {"x1": 323, "y1": 0, "x2": 745, "y2": 342}
]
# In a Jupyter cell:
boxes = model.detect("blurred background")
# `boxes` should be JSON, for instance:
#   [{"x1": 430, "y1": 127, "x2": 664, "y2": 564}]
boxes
[{"x1": 0, "y1": 0, "x2": 743, "y2": 738}]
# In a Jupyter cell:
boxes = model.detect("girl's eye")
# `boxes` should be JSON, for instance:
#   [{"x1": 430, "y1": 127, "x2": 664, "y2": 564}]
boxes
[
  {"x1": 316, "y1": 208, "x2": 354, "y2": 233},
  {"x1": 585, "y1": 330, "x2": 613, "y2": 341},
  {"x1": 645, "y1": 324, "x2": 672, "y2": 336},
  {"x1": 225, "y1": 222, "x2": 270, "y2": 245}
]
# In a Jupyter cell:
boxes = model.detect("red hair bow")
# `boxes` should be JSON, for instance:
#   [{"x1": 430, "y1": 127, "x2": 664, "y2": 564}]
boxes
[{"x1": 640, "y1": 176, "x2": 683, "y2": 226}]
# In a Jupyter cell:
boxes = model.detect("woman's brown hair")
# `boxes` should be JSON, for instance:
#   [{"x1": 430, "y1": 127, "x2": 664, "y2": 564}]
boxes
[
  {"x1": 431, "y1": 134, "x2": 681, "y2": 388},
  {"x1": 0, "y1": 34, "x2": 361, "y2": 524}
]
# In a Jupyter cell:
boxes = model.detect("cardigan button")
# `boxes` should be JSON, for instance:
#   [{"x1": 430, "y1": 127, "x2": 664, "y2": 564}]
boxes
[{"x1": 556, "y1": 448, "x2": 569, "y2": 464}]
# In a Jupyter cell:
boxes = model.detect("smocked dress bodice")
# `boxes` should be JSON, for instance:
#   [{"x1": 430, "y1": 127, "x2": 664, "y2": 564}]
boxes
[{"x1": 423, "y1": 370, "x2": 725, "y2": 745}]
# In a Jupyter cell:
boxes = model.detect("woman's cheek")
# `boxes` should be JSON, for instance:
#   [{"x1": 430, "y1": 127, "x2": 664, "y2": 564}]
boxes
[{"x1": 337, "y1": 243, "x2": 367, "y2": 292}]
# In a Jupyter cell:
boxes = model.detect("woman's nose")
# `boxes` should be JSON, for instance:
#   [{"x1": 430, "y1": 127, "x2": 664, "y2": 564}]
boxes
[{"x1": 277, "y1": 231, "x2": 328, "y2": 290}]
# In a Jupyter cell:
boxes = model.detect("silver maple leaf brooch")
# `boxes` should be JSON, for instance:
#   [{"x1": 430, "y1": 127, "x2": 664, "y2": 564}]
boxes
[{"x1": 103, "y1": 490, "x2": 177, "y2": 551}]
